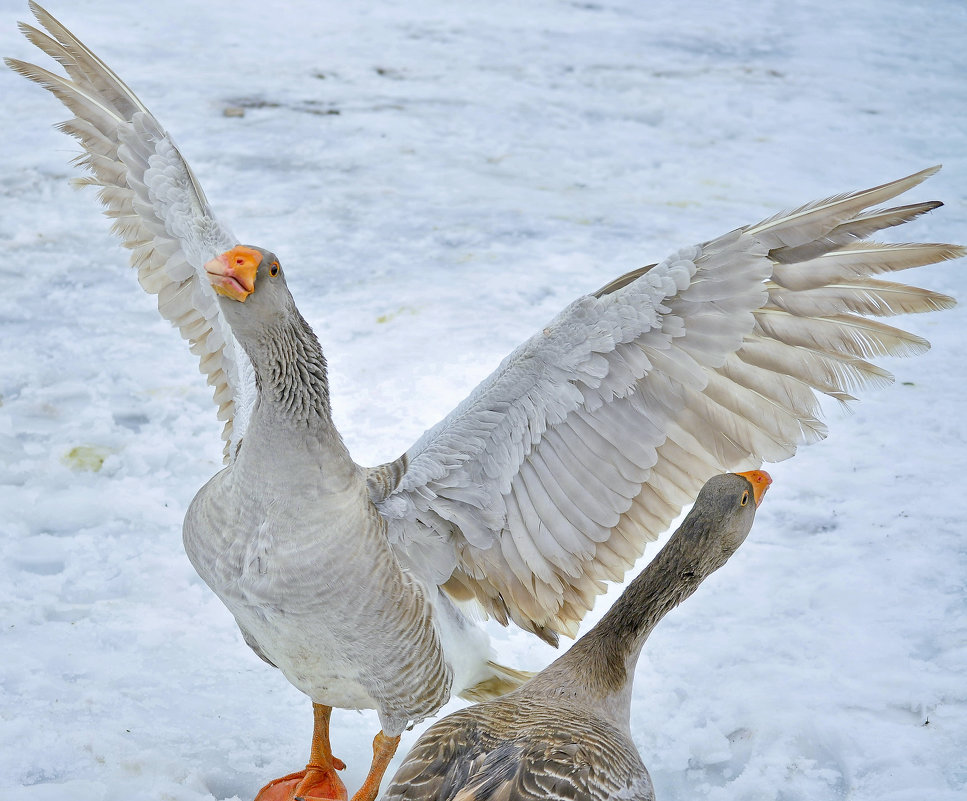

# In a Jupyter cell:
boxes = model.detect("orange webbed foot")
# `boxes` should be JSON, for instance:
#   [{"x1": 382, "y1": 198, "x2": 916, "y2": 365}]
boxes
[
  {"x1": 253, "y1": 765, "x2": 348, "y2": 801},
  {"x1": 255, "y1": 704, "x2": 348, "y2": 801}
]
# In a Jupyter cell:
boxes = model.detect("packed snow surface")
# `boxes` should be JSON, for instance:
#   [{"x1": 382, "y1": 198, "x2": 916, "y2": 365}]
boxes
[{"x1": 1, "y1": 1, "x2": 965, "y2": 799}]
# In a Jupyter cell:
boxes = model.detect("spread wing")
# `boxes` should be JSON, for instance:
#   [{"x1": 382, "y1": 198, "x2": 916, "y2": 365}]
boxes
[
  {"x1": 375, "y1": 167, "x2": 961, "y2": 644},
  {"x1": 7, "y1": 2, "x2": 255, "y2": 462}
]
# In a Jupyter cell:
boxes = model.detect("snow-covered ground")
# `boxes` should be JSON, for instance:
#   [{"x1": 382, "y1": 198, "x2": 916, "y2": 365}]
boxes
[{"x1": 2, "y1": 1, "x2": 965, "y2": 799}]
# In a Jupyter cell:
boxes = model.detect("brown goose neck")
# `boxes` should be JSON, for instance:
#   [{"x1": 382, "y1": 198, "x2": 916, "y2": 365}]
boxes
[{"x1": 572, "y1": 531, "x2": 704, "y2": 694}]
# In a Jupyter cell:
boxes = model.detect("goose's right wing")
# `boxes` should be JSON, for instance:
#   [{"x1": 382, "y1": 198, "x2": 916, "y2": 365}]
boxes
[{"x1": 7, "y1": 2, "x2": 255, "y2": 462}]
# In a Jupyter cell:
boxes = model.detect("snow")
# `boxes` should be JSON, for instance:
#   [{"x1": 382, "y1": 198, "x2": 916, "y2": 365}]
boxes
[{"x1": 1, "y1": 0, "x2": 965, "y2": 799}]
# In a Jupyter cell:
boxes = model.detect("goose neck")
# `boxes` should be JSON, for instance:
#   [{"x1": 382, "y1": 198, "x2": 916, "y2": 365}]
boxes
[
  {"x1": 246, "y1": 310, "x2": 334, "y2": 429},
  {"x1": 534, "y1": 530, "x2": 708, "y2": 728}
]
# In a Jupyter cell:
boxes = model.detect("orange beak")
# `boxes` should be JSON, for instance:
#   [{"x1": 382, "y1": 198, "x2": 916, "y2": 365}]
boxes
[
  {"x1": 736, "y1": 469, "x2": 772, "y2": 507},
  {"x1": 205, "y1": 245, "x2": 263, "y2": 302}
]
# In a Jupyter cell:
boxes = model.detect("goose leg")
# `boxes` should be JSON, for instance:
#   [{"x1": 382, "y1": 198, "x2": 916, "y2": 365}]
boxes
[
  {"x1": 254, "y1": 703, "x2": 348, "y2": 801},
  {"x1": 348, "y1": 731, "x2": 402, "y2": 801}
]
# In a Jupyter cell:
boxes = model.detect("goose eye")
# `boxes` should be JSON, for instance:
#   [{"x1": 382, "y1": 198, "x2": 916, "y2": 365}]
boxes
[
  {"x1": 740, "y1": 491, "x2": 750, "y2": 507},
  {"x1": 270, "y1": 261, "x2": 280, "y2": 277}
]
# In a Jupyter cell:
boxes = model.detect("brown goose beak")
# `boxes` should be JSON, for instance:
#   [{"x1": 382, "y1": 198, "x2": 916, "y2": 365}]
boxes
[
  {"x1": 205, "y1": 245, "x2": 263, "y2": 302},
  {"x1": 736, "y1": 470, "x2": 772, "y2": 507}
]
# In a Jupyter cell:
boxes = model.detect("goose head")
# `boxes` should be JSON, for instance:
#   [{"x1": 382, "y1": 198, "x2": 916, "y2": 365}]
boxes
[
  {"x1": 683, "y1": 470, "x2": 771, "y2": 571},
  {"x1": 205, "y1": 245, "x2": 299, "y2": 337}
]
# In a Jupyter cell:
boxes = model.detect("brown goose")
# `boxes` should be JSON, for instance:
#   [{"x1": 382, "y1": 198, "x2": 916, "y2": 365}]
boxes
[
  {"x1": 6, "y1": 4, "x2": 961, "y2": 801},
  {"x1": 383, "y1": 470, "x2": 772, "y2": 801}
]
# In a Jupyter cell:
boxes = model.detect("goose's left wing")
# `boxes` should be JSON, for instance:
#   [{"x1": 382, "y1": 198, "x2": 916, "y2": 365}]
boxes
[{"x1": 373, "y1": 168, "x2": 960, "y2": 645}]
